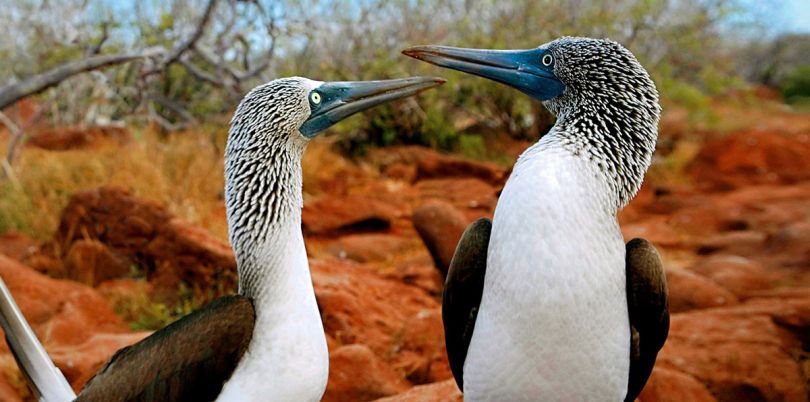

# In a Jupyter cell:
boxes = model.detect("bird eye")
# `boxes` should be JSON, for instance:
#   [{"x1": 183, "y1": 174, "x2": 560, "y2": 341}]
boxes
[
  {"x1": 541, "y1": 54, "x2": 554, "y2": 67},
  {"x1": 311, "y1": 92, "x2": 321, "y2": 104}
]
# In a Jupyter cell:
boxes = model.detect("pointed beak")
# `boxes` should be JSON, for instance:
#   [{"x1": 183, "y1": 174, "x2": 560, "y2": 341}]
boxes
[
  {"x1": 299, "y1": 76, "x2": 445, "y2": 138},
  {"x1": 402, "y1": 45, "x2": 564, "y2": 101}
]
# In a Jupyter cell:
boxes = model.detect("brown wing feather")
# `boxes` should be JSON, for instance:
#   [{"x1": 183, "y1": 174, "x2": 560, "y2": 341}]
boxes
[
  {"x1": 442, "y1": 218, "x2": 491, "y2": 392},
  {"x1": 76, "y1": 295, "x2": 255, "y2": 402},
  {"x1": 625, "y1": 238, "x2": 669, "y2": 402}
]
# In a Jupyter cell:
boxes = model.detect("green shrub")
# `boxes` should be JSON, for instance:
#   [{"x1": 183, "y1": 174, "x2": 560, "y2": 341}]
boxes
[{"x1": 780, "y1": 65, "x2": 810, "y2": 105}]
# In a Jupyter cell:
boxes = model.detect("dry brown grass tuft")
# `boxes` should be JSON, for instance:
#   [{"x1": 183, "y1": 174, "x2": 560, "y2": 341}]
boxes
[
  {"x1": 1, "y1": 127, "x2": 229, "y2": 241},
  {"x1": 0, "y1": 127, "x2": 362, "y2": 242}
]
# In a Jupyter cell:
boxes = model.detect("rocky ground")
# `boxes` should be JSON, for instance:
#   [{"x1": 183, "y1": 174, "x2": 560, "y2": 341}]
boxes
[{"x1": 1, "y1": 103, "x2": 809, "y2": 401}]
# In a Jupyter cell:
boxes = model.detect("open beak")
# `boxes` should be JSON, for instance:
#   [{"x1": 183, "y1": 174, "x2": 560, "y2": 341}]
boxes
[
  {"x1": 299, "y1": 76, "x2": 445, "y2": 137},
  {"x1": 402, "y1": 46, "x2": 564, "y2": 101}
]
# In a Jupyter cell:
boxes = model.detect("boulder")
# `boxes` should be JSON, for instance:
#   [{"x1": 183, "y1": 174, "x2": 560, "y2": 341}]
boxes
[
  {"x1": 325, "y1": 234, "x2": 416, "y2": 263},
  {"x1": 638, "y1": 367, "x2": 717, "y2": 402},
  {"x1": 302, "y1": 195, "x2": 398, "y2": 235},
  {"x1": 64, "y1": 240, "x2": 129, "y2": 286},
  {"x1": 658, "y1": 298, "x2": 810, "y2": 402},
  {"x1": 374, "y1": 379, "x2": 462, "y2": 402},
  {"x1": 323, "y1": 344, "x2": 409, "y2": 402},
  {"x1": 0, "y1": 232, "x2": 37, "y2": 262},
  {"x1": 689, "y1": 255, "x2": 775, "y2": 297},
  {"x1": 312, "y1": 259, "x2": 443, "y2": 377},
  {"x1": 380, "y1": 258, "x2": 444, "y2": 297},
  {"x1": 368, "y1": 146, "x2": 505, "y2": 185},
  {"x1": 50, "y1": 332, "x2": 150, "y2": 391},
  {"x1": 666, "y1": 266, "x2": 738, "y2": 313},
  {"x1": 0, "y1": 374, "x2": 23, "y2": 402},
  {"x1": 0, "y1": 254, "x2": 144, "y2": 392},
  {"x1": 412, "y1": 200, "x2": 470, "y2": 276},
  {"x1": 393, "y1": 309, "x2": 452, "y2": 384},
  {"x1": 415, "y1": 152, "x2": 505, "y2": 185},
  {"x1": 26, "y1": 126, "x2": 130, "y2": 151},
  {"x1": 415, "y1": 178, "x2": 498, "y2": 217},
  {"x1": 687, "y1": 130, "x2": 810, "y2": 191},
  {"x1": 51, "y1": 187, "x2": 237, "y2": 293}
]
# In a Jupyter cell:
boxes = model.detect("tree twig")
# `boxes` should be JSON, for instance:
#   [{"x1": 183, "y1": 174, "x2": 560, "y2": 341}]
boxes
[
  {"x1": 0, "y1": 111, "x2": 23, "y2": 179},
  {"x1": 0, "y1": 48, "x2": 163, "y2": 110},
  {"x1": 152, "y1": 0, "x2": 219, "y2": 72}
]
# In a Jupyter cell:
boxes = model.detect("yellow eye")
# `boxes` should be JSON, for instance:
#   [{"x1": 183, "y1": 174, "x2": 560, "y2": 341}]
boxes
[
  {"x1": 541, "y1": 54, "x2": 553, "y2": 67},
  {"x1": 311, "y1": 92, "x2": 321, "y2": 104}
]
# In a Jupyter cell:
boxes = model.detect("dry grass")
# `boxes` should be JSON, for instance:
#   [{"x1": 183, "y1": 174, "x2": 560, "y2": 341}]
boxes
[
  {"x1": 0, "y1": 127, "x2": 228, "y2": 240},
  {"x1": 0, "y1": 127, "x2": 360, "y2": 242}
]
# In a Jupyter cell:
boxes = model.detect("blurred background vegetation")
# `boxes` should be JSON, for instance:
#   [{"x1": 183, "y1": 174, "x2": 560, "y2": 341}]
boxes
[
  {"x1": 1, "y1": 0, "x2": 809, "y2": 240},
  {"x1": 1, "y1": 0, "x2": 808, "y2": 153}
]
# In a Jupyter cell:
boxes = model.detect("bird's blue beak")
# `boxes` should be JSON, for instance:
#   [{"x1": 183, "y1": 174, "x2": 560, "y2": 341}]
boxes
[
  {"x1": 402, "y1": 46, "x2": 565, "y2": 101},
  {"x1": 299, "y1": 76, "x2": 445, "y2": 138}
]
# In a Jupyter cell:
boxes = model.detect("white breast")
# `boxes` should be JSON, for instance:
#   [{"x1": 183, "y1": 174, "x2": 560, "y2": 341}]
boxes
[
  {"x1": 463, "y1": 138, "x2": 630, "y2": 401},
  {"x1": 217, "y1": 224, "x2": 329, "y2": 402}
]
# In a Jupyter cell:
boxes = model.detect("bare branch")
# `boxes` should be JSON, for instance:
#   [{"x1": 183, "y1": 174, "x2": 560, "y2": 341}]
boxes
[
  {"x1": 85, "y1": 21, "x2": 111, "y2": 57},
  {"x1": 147, "y1": 102, "x2": 185, "y2": 132},
  {"x1": 178, "y1": 55, "x2": 225, "y2": 87},
  {"x1": 148, "y1": 94, "x2": 197, "y2": 128},
  {"x1": 0, "y1": 48, "x2": 163, "y2": 110},
  {"x1": 0, "y1": 112, "x2": 23, "y2": 179},
  {"x1": 157, "y1": 0, "x2": 219, "y2": 69}
]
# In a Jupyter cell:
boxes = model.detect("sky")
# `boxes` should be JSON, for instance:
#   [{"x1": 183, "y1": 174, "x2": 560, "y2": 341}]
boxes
[{"x1": 783, "y1": 0, "x2": 810, "y2": 33}]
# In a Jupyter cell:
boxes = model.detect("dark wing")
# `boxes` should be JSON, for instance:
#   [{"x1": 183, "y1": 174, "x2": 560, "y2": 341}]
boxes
[
  {"x1": 77, "y1": 295, "x2": 255, "y2": 402},
  {"x1": 442, "y1": 218, "x2": 491, "y2": 392},
  {"x1": 625, "y1": 238, "x2": 669, "y2": 402}
]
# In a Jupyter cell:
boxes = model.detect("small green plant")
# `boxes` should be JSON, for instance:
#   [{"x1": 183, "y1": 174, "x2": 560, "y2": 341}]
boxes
[{"x1": 780, "y1": 65, "x2": 810, "y2": 105}]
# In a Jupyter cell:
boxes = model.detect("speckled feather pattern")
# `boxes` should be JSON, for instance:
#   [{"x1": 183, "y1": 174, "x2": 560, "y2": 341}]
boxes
[
  {"x1": 218, "y1": 77, "x2": 329, "y2": 402},
  {"x1": 464, "y1": 38, "x2": 660, "y2": 401},
  {"x1": 544, "y1": 37, "x2": 660, "y2": 209}
]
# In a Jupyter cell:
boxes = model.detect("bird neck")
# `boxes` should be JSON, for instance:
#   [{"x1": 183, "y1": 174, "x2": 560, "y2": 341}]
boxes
[
  {"x1": 544, "y1": 94, "x2": 659, "y2": 211},
  {"x1": 224, "y1": 132, "x2": 309, "y2": 300}
]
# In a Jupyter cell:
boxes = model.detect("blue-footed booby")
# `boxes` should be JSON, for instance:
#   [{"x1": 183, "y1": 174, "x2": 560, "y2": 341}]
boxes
[
  {"x1": 0, "y1": 76, "x2": 444, "y2": 402},
  {"x1": 403, "y1": 37, "x2": 669, "y2": 401}
]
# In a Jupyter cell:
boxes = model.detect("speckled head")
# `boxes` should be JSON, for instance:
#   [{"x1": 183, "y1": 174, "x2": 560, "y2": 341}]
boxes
[
  {"x1": 403, "y1": 37, "x2": 661, "y2": 209},
  {"x1": 224, "y1": 76, "x2": 444, "y2": 254}
]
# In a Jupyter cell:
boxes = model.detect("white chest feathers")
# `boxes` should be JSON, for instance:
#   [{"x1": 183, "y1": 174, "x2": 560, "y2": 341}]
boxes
[
  {"x1": 217, "y1": 227, "x2": 329, "y2": 402},
  {"x1": 463, "y1": 140, "x2": 631, "y2": 401}
]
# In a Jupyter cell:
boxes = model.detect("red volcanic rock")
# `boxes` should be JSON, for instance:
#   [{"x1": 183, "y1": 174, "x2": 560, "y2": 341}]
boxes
[
  {"x1": 415, "y1": 152, "x2": 505, "y2": 185},
  {"x1": 658, "y1": 296, "x2": 810, "y2": 402},
  {"x1": 638, "y1": 367, "x2": 717, "y2": 402},
  {"x1": 64, "y1": 240, "x2": 129, "y2": 286},
  {"x1": 621, "y1": 216, "x2": 683, "y2": 248},
  {"x1": 689, "y1": 255, "x2": 775, "y2": 297},
  {"x1": 666, "y1": 267, "x2": 738, "y2": 313},
  {"x1": 323, "y1": 344, "x2": 409, "y2": 402},
  {"x1": 412, "y1": 200, "x2": 470, "y2": 276},
  {"x1": 0, "y1": 254, "x2": 142, "y2": 392},
  {"x1": 50, "y1": 332, "x2": 150, "y2": 391},
  {"x1": 0, "y1": 254, "x2": 126, "y2": 339},
  {"x1": 52, "y1": 187, "x2": 236, "y2": 292},
  {"x1": 368, "y1": 146, "x2": 506, "y2": 185},
  {"x1": 325, "y1": 234, "x2": 416, "y2": 263},
  {"x1": 415, "y1": 178, "x2": 498, "y2": 217},
  {"x1": 302, "y1": 195, "x2": 398, "y2": 235},
  {"x1": 381, "y1": 260, "x2": 444, "y2": 297},
  {"x1": 0, "y1": 232, "x2": 37, "y2": 262},
  {"x1": 687, "y1": 130, "x2": 810, "y2": 191},
  {"x1": 394, "y1": 308, "x2": 451, "y2": 384},
  {"x1": 312, "y1": 259, "x2": 443, "y2": 377},
  {"x1": 26, "y1": 126, "x2": 130, "y2": 151},
  {"x1": 374, "y1": 379, "x2": 462, "y2": 402},
  {"x1": 383, "y1": 162, "x2": 418, "y2": 183},
  {"x1": 0, "y1": 376, "x2": 23, "y2": 402}
]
